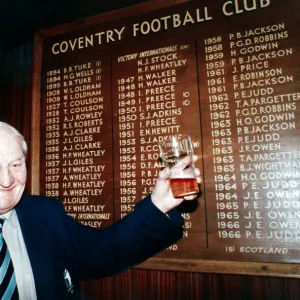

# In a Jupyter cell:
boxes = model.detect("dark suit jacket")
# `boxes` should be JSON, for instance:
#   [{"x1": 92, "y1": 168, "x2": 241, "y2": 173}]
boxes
[{"x1": 14, "y1": 193, "x2": 184, "y2": 299}]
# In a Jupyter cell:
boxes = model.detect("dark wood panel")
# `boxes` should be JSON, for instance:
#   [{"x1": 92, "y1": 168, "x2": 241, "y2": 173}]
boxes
[{"x1": 80, "y1": 269, "x2": 300, "y2": 300}]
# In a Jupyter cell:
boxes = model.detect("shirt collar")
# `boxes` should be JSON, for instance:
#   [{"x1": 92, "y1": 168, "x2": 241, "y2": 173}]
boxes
[{"x1": 0, "y1": 209, "x2": 18, "y2": 228}]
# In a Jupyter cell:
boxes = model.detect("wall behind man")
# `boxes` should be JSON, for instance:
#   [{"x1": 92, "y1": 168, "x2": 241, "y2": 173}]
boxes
[{"x1": 1, "y1": 1, "x2": 300, "y2": 299}]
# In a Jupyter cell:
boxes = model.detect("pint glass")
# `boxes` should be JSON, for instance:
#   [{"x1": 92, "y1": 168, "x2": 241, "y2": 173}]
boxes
[{"x1": 159, "y1": 136, "x2": 199, "y2": 198}]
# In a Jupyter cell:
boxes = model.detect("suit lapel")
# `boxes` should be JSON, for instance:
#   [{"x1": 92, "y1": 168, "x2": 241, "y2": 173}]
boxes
[{"x1": 15, "y1": 194, "x2": 56, "y2": 300}]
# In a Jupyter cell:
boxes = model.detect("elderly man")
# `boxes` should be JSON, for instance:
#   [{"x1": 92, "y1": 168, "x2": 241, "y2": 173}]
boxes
[{"x1": 0, "y1": 121, "x2": 200, "y2": 300}]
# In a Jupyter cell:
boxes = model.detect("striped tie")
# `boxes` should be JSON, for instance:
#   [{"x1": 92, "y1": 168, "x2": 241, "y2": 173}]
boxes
[{"x1": 0, "y1": 219, "x2": 19, "y2": 300}]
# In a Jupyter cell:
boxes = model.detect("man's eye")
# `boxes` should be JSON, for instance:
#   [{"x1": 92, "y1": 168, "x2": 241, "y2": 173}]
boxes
[{"x1": 11, "y1": 164, "x2": 21, "y2": 168}]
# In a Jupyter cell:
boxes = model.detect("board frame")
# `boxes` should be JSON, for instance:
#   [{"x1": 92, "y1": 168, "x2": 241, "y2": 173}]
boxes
[{"x1": 31, "y1": 0, "x2": 300, "y2": 278}]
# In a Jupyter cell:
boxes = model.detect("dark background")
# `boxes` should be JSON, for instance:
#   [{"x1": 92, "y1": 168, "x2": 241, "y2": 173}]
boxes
[
  {"x1": 1, "y1": 1, "x2": 300, "y2": 299},
  {"x1": 0, "y1": 0, "x2": 147, "y2": 49}
]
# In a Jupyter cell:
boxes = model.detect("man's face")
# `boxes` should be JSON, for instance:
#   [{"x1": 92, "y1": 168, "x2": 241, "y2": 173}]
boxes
[{"x1": 0, "y1": 128, "x2": 27, "y2": 214}]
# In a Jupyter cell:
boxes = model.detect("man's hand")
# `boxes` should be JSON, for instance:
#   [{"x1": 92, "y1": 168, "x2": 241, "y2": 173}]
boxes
[{"x1": 151, "y1": 155, "x2": 201, "y2": 213}]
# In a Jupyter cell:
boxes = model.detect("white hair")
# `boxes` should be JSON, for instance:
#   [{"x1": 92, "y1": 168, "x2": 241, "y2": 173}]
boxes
[{"x1": 0, "y1": 121, "x2": 28, "y2": 155}]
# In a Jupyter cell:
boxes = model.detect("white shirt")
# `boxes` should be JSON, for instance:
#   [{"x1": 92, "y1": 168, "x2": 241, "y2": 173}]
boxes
[{"x1": 1, "y1": 210, "x2": 37, "y2": 300}]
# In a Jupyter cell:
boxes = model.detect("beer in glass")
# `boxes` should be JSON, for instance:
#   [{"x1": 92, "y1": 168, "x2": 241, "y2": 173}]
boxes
[{"x1": 159, "y1": 136, "x2": 199, "y2": 198}]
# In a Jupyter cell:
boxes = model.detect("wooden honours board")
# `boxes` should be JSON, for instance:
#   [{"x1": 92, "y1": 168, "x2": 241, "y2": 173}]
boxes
[{"x1": 32, "y1": 0, "x2": 300, "y2": 277}]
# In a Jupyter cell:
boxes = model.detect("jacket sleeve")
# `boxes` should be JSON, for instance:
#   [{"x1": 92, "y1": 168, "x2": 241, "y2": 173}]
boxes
[{"x1": 63, "y1": 195, "x2": 184, "y2": 280}]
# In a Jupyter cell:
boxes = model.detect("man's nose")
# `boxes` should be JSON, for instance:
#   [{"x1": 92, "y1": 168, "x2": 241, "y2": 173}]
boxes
[{"x1": 0, "y1": 168, "x2": 14, "y2": 187}]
